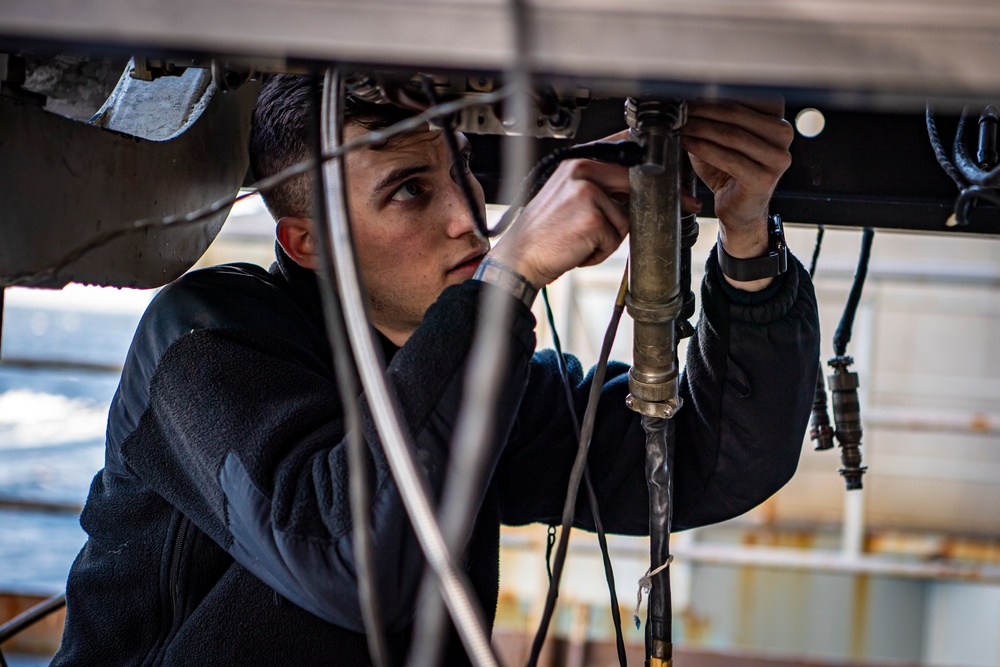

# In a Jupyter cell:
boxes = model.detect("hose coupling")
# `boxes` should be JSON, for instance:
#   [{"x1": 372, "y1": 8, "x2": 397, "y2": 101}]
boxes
[{"x1": 828, "y1": 355, "x2": 867, "y2": 490}]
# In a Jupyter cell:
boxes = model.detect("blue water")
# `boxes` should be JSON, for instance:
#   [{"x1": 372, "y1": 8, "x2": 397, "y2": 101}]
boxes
[{"x1": 0, "y1": 291, "x2": 151, "y2": 594}]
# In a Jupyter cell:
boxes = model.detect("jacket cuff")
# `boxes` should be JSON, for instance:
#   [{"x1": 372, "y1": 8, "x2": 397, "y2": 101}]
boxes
[
  {"x1": 434, "y1": 279, "x2": 537, "y2": 359},
  {"x1": 702, "y1": 244, "x2": 804, "y2": 327}
]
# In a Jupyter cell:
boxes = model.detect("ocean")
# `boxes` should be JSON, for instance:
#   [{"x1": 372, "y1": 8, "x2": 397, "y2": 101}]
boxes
[{"x1": 0, "y1": 285, "x2": 153, "y2": 594}]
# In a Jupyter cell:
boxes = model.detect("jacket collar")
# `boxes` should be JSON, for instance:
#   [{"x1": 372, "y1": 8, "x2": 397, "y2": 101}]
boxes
[{"x1": 270, "y1": 243, "x2": 401, "y2": 362}]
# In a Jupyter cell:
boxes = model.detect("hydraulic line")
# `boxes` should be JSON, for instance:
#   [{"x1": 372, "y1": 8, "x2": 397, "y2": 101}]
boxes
[
  {"x1": 828, "y1": 228, "x2": 875, "y2": 490},
  {"x1": 319, "y1": 68, "x2": 498, "y2": 667},
  {"x1": 808, "y1": 227, "x2": 834, "y2": 452},
  {"x1": 624, "y1": 97, "x2": 686, "y2": 667},
  {"x1": 308, "y1": 75, "x2": 389, "y2": 667}
]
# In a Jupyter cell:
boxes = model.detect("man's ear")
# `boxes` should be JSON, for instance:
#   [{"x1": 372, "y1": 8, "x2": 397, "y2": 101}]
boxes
[{"x1": 276, "y1": 216, "x2": 318, "y2": 270}]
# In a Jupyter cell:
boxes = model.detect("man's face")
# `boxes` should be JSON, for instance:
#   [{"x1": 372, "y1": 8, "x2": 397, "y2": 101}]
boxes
[{"x1": 342, "y1": 124, "x2": 489, "y2": 345}]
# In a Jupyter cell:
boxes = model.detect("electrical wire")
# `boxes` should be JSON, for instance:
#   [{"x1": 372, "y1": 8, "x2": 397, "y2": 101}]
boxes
[
  {"x1": 807, "y1": 225, "x2": 834, "y2": 452},
  {"x1": 1, "y1": 87, "x2": 511, "y2": 289},
  {"x1": 925, "y1": 105, "x2": 968, "y2": 190},
  {"x1": 953, "y1": 108, "x2": 1000, "y2": 186},
  {"x1": 0, "y1": 593, "x2": 66, "y2": 645},
  {"x1": 419, "y1": 76, "x2": 491, "y2": 240},
  {"x1": 307, "y1": 74, "x2": 389, "y2": 667},
  {"x1": 540, "y1": 282, "x2": 629, "y2": 667},
  {"x1": 494, "y1": 141, "x2": 644, "y2": 237},
  {"x1": 832, "y1": 228, "x2": 875, "y2": 358},
  {"x1": 527, "y1": 268, "x2": 629, "y2": 667},
  {"x1": 925, "y1": 104, "x2": 1000, "y2": 226},
  {"x1": 320, "y1": 67, "x2": 499, "y2": 667},
  {"x1": 808, "y1": 225, "x2": 825, "y2": 279}
]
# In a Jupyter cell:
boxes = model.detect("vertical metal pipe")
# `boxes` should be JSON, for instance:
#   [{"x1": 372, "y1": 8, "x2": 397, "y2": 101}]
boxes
[
  {"x1": 625, "y1": 99, "x2": 686, "y2": 419},
  {"x1": 625, "y1": 98, "x2": 686, "y2": 667}
]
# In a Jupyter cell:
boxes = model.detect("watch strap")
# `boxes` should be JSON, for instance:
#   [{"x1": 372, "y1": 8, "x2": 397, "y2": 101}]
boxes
[
  {"x1": 717, "y1": 214, "x2": 788, "y2": 282},
  {"x1": 473, "y1": 256, "x2": 538, "y2": 308}
]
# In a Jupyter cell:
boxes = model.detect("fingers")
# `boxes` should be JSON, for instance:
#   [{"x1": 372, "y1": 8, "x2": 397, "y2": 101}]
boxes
[
  {"x1": 561, "y1": 158, "x2": 631, "y2": 199},
  {"x1": 682, "y1": 99, "x2": 793, "y2": 202},
  {"x1": 682, "y1": 120, "x2": 792, "y2": 188},
  {"x1": 685, "y1": 100, "x2": 793, "y2": 153}
]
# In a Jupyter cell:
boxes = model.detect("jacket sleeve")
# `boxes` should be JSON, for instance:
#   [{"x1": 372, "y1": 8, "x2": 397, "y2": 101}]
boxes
[
  {"x1": 496, "y1": 249, "x2": 820, "y2": 534},
  {"x1": 118, "y1": 280, "x2": 535, "y2": 633}
]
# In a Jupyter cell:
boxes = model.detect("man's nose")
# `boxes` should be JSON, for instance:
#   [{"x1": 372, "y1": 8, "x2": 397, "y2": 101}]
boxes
[{"x1": 444, "y1": 175, "x2": 484, "y2": 238}]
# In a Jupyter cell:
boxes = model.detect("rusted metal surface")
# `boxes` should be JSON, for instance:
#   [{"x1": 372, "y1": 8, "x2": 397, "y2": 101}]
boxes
[
  {"x1": 0, "y1": 593, "x2": 63, "y2": 656},
  {"x1": 849, "y1": 575, "x2": 870, "y2": 660},
  {"x1": 491, "y1": 630, "x2": 922, "y2": 667}
]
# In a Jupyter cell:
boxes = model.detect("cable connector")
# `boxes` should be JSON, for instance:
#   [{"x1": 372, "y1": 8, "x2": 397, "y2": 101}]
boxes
[
  {"x1": 810, "y1": 368, "x2": 835, "y2": 450},
  {"x1": 828, "y1": 355, "x2": 866, "y2": 490}
]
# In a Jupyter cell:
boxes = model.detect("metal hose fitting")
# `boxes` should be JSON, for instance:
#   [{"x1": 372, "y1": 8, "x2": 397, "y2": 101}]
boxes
[
  {"x1": 624, "y1": 98, "x2": 687, "y2": 419},
  {"x1": 828, "y1": 355, "x2": 866, "y2": 490}
]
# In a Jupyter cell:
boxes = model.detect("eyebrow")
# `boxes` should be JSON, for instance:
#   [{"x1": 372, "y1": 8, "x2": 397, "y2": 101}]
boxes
[{"x1": 370, "y1": 164, "x2": 431, "y2": 199}]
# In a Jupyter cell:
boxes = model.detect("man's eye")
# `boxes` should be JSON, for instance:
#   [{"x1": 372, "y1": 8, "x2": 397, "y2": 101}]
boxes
[
  {"x1": 390, "y1": 181, "x2": 424, "y2": 202},
  {"x1": 451, "y1": 153, "x2": 473, "y2": 181}
]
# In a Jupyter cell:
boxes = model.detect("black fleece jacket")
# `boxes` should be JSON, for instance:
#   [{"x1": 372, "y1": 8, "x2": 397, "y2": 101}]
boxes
[{"x1": 52, "y1": 247, "x2": 819, "y2": 666}]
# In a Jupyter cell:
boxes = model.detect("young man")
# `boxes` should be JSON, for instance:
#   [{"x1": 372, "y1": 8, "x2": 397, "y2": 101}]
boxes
[{"x1": 53, "y1": 74, "x2": 819, "y2": 665}]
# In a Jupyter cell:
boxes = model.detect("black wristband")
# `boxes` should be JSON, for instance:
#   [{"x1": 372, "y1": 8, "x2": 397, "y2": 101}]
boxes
[{"x1": 717, "y1": 213, "x2": 789, "y2": 282}]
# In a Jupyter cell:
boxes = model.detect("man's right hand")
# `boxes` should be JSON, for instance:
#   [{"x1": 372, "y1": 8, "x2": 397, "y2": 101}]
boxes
[{"x1": 488, "y1": 155, "x2": 631, "y2": 289}]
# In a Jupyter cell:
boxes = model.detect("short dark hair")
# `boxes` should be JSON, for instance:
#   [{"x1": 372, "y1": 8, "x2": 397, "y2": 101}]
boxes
[{"x1": 248, "y1": 73, "x2": 417, "y2": 220}]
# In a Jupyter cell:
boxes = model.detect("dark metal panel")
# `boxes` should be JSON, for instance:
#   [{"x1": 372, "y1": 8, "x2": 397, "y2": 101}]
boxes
[
  {"x1": 0, "y1": 70, "x2": 258, "y2": 288},
  {"x1": 471, "y1": 101, "x2": 1000, "y2": 234}
]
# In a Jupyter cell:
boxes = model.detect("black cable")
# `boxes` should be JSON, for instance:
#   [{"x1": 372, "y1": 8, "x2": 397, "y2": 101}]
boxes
[
  {"x1": 420, "y1": 77, "x2": 492, "y2": 239},
  {"x1": 953, "y1": 108, "x2": 1000, "y2": 187},
  {"x1": 0, "y1": 593, "x2": 66, "y2": 644},
  {"x1": 808, "y1": 225, "x2": 824, "y2": 279},
  {"x1": 544, "y1": 524, "x2": 557, "y2": 582},
  {"x1": 496, "y1": 141, "x2": 644, "y2": 237},
  {"x1": 309, "y1": 74, "x2": 390, "y2": 667},
  {"x1": 807, "y1": 225, "x2": 834, "y2": 451},
  {"x1": 926, "y1": 105, "x2": 968, "y2": 190},
  {"x1": 832, "y1": 228, "x2": 875, "y2": 358},
  {"x1": 926, "y1": 104, "x2": 1000, "y2": 227},
  {"x1": 539, "y1": 286, "x2": 628, "y2": 667},
  {"x1": 527, "y1": 273, "x2": 628, "y2": 667},
  {"x1": 828, "y1": 228, "x2": 875, "y2": 490}
]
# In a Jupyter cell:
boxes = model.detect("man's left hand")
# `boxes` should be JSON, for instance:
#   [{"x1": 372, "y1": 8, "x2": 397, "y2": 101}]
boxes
[{"x1": 682, "y1": 98, "x2": 793, "y2": 290}]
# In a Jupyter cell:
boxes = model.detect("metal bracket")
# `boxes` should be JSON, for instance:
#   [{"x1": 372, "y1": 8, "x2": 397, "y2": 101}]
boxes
[{"x1": 0, "y1": 60, "x2": 259, "y2": 288}]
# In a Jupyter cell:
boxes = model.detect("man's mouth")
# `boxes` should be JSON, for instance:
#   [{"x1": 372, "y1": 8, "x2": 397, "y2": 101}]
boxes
[{"x1": 449, "y1": 252, "x2": 486, "y2": 277}]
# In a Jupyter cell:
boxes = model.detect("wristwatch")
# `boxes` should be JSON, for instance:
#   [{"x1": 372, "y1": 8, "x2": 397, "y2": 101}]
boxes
[{"x1": 717, "y1": 213, "x2": 788, "y2": 282}]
